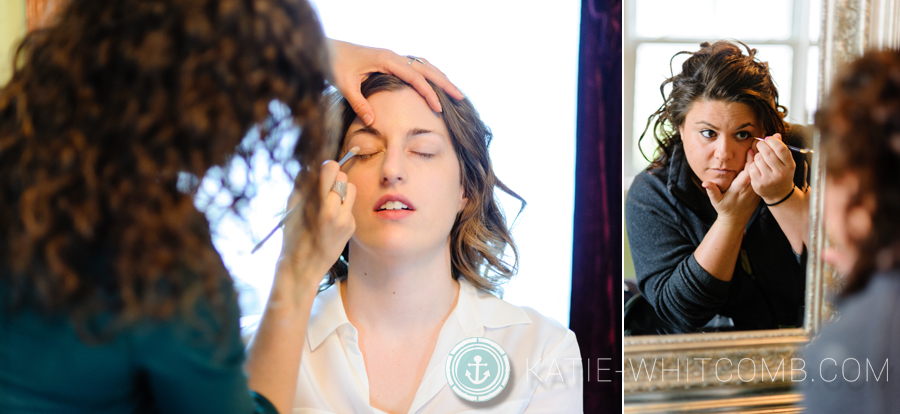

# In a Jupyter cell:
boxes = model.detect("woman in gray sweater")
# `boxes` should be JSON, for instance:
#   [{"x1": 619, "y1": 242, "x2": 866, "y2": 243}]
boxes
[{"x1": 626, "y1": 41, "x2": 809, "y2": 333}]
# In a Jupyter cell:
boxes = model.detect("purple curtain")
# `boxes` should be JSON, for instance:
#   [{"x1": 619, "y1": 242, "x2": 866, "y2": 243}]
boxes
[{"x1": 568, "y1": 0, "x2": 622, "y2": 411}]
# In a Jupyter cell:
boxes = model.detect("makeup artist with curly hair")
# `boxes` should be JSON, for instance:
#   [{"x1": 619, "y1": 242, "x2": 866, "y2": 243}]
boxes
[
  {"x1": 626, "y1": 40, "x2": 810, "y2": 334},
  {"x1": 0, "y1": 0, "x2": 461, "y2": 413}
]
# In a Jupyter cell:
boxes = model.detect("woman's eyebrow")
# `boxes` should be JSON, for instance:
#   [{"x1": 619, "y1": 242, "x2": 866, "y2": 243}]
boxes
[
  {"x1": 346, "y1": 126, "x2": 446, "y2": 142},
  {"x1": 408, "y1": 127, "x2": 446, "y2": 139},
  {"x1": 695, "y1": 121, "x2": 755, "y2": 130},
  {"x1": 347, "y1": 125, "x2": 383, "y2": 140}
]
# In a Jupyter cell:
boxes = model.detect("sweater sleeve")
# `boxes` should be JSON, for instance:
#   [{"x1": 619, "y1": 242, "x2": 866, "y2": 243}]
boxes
[
  {"x1": 625, "y1": 172, "x2": 731, "y2": 332},
  {"x1": 130, "y1": 279, "x2": 278, "y2": 414}
]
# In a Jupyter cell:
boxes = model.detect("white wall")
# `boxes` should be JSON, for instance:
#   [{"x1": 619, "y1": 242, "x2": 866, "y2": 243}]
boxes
[{"x1": 0, "y1": 0, "x2": 26, "y2": 86}]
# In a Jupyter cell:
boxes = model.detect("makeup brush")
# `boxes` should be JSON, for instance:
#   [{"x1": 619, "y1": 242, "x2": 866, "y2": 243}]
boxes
[
  {"x1": 251, "y1": 146, "x2": 360, "y2": 254},
  {"x1": 755, "y1": 137, "x2": 814, "y2": 154}
]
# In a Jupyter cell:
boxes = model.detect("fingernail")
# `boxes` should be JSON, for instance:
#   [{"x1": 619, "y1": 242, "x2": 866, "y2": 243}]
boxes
[{"x1": 363, "y1": 114, "x2": 373, "y2": 126}]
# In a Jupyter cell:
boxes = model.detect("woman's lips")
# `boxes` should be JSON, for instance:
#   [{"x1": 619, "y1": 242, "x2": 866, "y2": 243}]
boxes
[
  {"x1": 375, "y1": 209, "x2": 414, "y2": 220},
  {"x1": 710, "y1": 168, "x2": 736, "y2": 175},
  {"x1": 373, "y1": 194, "x2": 415, "y2": 211},
  {"x1": 373, "y1": 193, "x2": 415, "y2": 220}
]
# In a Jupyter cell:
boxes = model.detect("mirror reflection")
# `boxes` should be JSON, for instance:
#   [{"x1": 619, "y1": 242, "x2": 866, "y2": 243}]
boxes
[{"x1": 623, "y1": 0, "x2": 822, "y2": 335}]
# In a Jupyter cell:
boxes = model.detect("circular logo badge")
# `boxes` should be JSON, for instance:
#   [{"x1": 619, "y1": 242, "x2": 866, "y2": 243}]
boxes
[{"x1": 445, "y1": 337, "x2": 510, "y2": 402}]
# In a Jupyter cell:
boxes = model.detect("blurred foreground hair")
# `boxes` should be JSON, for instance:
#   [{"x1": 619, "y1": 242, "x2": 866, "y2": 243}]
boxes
[{"x1": 0, "y1": 0, "x2": 333, "y2": 340}]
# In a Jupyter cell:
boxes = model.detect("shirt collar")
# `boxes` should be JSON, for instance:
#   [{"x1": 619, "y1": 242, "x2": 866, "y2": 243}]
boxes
[
  {"x1": 306, "y1": 277, "x2": 532, "y2": 350},
  {"x1": 307, "y1": 282, "x2": 352, "y2": 351},
  {"x1": 453, "y1": 277, "x2": 531, "y2": 337}
]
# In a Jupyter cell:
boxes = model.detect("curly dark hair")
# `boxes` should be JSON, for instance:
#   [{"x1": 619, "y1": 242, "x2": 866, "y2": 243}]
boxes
[
  {"x1": 324, "y1": 73, "x2": 525, "y2": 295},
  {"x1": 816, "y1": 49, "x2": 900, "y2": 295},
  {"x1": 0, "y1": 0, "x2": 332, "y2": 339},
  {"x1": 640, "y1": 40, "x2": 789, "y2": 170}
]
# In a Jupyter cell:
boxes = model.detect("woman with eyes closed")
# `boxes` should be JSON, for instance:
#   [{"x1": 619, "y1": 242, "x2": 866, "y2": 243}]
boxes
[
  {"x1": 0, "y1": 1, "x2": 466, "y2": 413},
  {"x1": 625, "y1": 41, "x2": 810, "y2": 334},
  {"x1": 280, "y1": 73, "x2": 583, "y2": 413}
]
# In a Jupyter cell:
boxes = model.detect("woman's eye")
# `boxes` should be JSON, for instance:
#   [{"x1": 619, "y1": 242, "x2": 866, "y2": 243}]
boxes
[
  {"x1": 735, "y1": 131, "x2": 753, "y2": 140},
  {"x1": 356, "y1": 152, "x2": 379, "y2": 160},
  {"x1": 700, "y1": 129, "x2": 716, "y2": 138},
  {"x1": 412, "y1": 151, "x2": 435, "y2": 159}
]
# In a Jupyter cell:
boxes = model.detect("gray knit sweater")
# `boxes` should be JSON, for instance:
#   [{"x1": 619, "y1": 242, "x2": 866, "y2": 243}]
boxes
[{"x1": 625, "y1": 137, "x2": 807, "y2": 333}]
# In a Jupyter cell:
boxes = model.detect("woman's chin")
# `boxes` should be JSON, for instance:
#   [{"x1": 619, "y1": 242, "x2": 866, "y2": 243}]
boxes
[
  {"x1": 704, "y1": 177, "x2": 735, "y2": 193},
  {"x1": 352, "y1": 234, "x2": 437, "y2": 259}
]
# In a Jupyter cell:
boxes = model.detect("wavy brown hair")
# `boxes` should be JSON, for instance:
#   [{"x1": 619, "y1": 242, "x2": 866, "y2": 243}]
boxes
[
  {"x1": 640, "y1": 40, "x2": 789, "y2": 170},
  {"x1": 0, "y1": 0, "x2": 332, "y2": 339},
  {"x1": 816, "y1": 49, "x2": 900, "y2": 295},
  {"x1": 324, "y1": 73, "x2": 524, "y2": 295}
]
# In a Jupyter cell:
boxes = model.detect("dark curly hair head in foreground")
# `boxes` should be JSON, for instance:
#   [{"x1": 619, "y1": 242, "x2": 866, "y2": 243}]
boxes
[
  {"x1": 325, "y1": 73, "x2": 525, "y2": 296},
  {"x1": 816, "y1": 49, "x2": 900, "y2": 295},
  {"x1": 640, "y1": 40, "x2": 788, "y2": 170},
  {"x1": 0, "y1": 0, "x2": 332, "y2": 339}
]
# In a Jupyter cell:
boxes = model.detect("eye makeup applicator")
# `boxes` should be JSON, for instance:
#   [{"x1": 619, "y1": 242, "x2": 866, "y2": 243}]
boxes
[
  {"x1": 251, "y1": 146, "x2": 359, "y2": 254},
  {"x1": 754, "y1": 137, "x2": 814, "y2": 154}
]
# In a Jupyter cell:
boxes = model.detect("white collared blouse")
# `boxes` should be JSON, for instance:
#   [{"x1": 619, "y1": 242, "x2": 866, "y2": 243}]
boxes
[{"x1": 294, "y1": 278, "x2": 583, "y2": 414}]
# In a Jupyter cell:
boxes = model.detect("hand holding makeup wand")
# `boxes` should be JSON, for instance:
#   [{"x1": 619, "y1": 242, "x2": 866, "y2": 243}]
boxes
[
  {"x1": 252, "y1": 146, "x2": 359, "y2": 254},
  {"x1": 245, "y1": 150, "x2": 358, "y2": 411},
  {"x1": 747, "y1": 133, "x2": 809, "y2": 253}
]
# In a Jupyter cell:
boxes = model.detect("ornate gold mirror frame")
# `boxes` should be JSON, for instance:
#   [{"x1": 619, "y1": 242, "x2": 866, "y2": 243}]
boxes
[{"x1": 623, "y1": 0, "x2": 895, "y2": 411}]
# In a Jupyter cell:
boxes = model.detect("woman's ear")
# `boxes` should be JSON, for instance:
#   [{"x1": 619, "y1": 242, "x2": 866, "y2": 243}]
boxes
[{"x1": 458, "y1": 186, "x2": 468, "y2": 213}]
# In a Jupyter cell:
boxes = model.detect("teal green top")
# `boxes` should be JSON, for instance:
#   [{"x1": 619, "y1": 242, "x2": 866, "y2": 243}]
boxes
[{"x1": 0, "y1": 276, "x2": 277, "y2": 414}]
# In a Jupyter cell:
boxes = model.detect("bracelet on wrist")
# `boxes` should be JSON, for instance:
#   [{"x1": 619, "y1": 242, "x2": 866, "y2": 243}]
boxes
[{"x1": 765, "y1": 186, "x2": 795, "y2": 207}]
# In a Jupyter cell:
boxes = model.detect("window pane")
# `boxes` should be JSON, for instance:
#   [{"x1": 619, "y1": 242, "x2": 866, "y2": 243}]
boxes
[
  {"x1": 809, "y1": 0, "x2": 823, "y2": 42},
  {"x1": 755, "y1": 45, "x2": 794, "y2": 113},
  {"x1": 806, "y1": 46, "x2": 820, "y2": 124},
  {"x1": 634, "y1": 0, "x2": 793, "y2": 40},
  {"x1": 632, "y1": 43, "x2": 696, "y2": 172}
]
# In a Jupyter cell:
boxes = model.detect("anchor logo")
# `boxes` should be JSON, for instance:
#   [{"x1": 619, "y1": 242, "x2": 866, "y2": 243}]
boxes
[
  {"x1": 446, "y1": 337, "x2": 510, "y2": 402},
  {"x1": 465, "y1": 355, "x2": 491, "y2": 384}
]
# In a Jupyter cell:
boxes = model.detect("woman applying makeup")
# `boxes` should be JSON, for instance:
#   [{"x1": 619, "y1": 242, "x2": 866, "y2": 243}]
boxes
[
  {"x1": 0, "y1": 1, "x2": 462, "y2": 413},
  {"x1": 278, "y1": 73, "x2": 583, "y2": 413},
  {"x1": 625, "y1": 41, "x2": 810, "y2": 333}
]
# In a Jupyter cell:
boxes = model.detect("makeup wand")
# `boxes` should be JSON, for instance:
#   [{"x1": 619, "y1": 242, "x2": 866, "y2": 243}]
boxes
[
  {"x1": 755, "y1": 137, "x2": 814, "y2": 154},
  {"x1": 251, "y1": 146, "x2": 360, "y2": 254}
]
